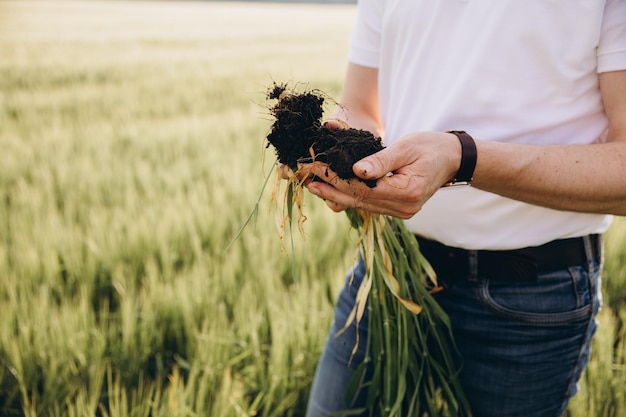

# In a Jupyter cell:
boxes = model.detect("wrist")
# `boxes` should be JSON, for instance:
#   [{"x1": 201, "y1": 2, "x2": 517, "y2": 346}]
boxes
[{"x1": 443, "y1": 130, "x2": 477, "y2": 187}]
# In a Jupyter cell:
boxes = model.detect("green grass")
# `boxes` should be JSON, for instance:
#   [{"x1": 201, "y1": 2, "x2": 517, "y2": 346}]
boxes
[{"x1": 0, "y1": 1, "x2": 624, "y2": 416}]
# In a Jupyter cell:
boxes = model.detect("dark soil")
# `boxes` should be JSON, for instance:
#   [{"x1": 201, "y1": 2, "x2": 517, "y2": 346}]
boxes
[{"x1": 266, "y1": 83, "x2": 384, "y2": 187}]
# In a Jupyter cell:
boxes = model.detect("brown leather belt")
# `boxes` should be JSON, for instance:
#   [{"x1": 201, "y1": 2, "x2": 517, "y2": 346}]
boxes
[{"x1": 415, "y1": 234, "x2": 602, "y2": 284}]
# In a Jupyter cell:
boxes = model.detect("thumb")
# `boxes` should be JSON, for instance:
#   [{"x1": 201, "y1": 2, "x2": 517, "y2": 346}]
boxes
[{"x1": 353, "y1": 145, "x2": 411, "y2": 180}]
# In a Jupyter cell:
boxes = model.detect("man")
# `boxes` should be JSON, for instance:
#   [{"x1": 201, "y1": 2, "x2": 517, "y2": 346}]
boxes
[{"x1": 300, "y1": 1, "x2": 626, "y2": 416}]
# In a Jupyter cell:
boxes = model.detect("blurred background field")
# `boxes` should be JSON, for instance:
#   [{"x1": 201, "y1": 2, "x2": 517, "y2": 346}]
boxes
[{"x1": 0, "y1": 1, "x2": 624, "y2": 416}]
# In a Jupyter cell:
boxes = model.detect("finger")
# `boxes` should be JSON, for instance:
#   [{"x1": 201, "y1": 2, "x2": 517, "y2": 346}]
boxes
[
  {"x1": 325, "y1": 199, "x2": 348, "y2": 213},
  {"x1": 278, "y1": 163, "x2": 292, "y2": 180},
  {"x1": 322, "y1": 118, "x2": 349, "y2": 130},
  {"x1": 353, "y1": 140, "x2": 416, "y2": 180},
  {"x1": 308, "y1": 180, "x2": 400, "y2": 217},
  {"x1": 304, "y1": 161, "x2": 424, "y2": 217},
  {"x1": 306, "y1": 179, "x2": 388, "y2": 214},
  {"x1": 309, "y1": 170, "x2": 427, "y2": 218},
  {"x1": 295, "y1": 161, "x2": 334, "y2": 187},
  {"x1": 304, "y1": 161, "x2": 341, "y2": 185},
  {"x1": 306, "y1": 163, "x2": 382, "y2": 205}
]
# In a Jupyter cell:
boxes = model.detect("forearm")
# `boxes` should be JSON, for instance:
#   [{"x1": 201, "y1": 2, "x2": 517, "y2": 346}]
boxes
[{"x1": 472, "y1": 140, "x2": 626, "y2": 215}]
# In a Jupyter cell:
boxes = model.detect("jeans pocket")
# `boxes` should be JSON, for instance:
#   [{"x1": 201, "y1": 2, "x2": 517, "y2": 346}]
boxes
[{"x1": 477, "y1": 264, "x2": 599, "y2": 325}]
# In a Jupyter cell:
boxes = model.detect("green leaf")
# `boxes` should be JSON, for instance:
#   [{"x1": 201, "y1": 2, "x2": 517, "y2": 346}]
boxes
[{"x1": 224, "y1": 161, "x2": 276, "y2": 253}]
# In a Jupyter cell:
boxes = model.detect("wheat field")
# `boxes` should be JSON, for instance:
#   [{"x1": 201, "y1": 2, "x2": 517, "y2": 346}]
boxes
[{"x1": 0, "y1": 1, "x2": 624, "y2": 416}]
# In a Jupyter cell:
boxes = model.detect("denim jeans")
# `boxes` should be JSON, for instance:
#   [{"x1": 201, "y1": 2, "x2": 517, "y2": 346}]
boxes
[{"x1": 305, "y1": 236, "x2": 602, "y2": 417}]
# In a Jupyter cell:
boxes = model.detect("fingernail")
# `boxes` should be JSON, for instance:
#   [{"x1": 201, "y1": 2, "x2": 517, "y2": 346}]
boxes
[{"x1": 355, "y1": 161, "x2": 372, "y2": 175}]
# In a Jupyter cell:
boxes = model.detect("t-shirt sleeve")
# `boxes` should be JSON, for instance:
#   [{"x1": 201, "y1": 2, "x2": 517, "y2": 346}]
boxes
[
  {"x1": 597, "y1": 0, "x2": 626, "y2": 73},
  {"x1": 346, "y1": 0, "x2": 383, "y2": 68}
]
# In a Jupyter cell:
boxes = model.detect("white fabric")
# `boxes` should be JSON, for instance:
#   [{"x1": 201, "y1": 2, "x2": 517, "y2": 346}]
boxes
[{"x1": 347, "y1": 0, "x2": 626, "y2": 250}]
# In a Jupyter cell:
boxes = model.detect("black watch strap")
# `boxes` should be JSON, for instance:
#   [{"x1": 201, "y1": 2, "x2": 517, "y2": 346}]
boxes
[{"x1": 444, "y1": 130, "x2": 477, "y2": 186}]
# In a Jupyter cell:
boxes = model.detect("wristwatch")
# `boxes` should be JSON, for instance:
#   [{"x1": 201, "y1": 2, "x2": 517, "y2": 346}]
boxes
[{"x1": 442, "y1": 130, "x2": 477, "y2": 187}]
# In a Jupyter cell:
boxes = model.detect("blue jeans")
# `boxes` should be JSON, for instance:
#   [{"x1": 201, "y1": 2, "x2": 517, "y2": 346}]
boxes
[{"x1": 305, "y1": 237, "x2": 602, "y2": 417}]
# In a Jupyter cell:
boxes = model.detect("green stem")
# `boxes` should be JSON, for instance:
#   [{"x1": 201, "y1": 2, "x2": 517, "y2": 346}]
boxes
[{"x1": 346, "y1": 213, "x2": 472, "y2": 417}]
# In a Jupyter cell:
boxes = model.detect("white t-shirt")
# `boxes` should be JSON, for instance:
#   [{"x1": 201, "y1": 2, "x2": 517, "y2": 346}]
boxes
[{"x1": 347, "y1": 0, "x2": 626, "y2": 250}]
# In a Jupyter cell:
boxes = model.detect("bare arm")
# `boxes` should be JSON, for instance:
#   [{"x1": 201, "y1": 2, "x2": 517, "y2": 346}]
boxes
[
  {"x1": 328, "y1": 62, "x2": 384, "y2": 137},
  {"x1": 306, "y1": 70, "x2": 626, "y2": 218}
]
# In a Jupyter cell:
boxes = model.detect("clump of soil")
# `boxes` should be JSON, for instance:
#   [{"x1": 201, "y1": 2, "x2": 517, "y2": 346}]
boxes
[{"x1": 266, "y1": 83, "x2": 384, "y2": 187}]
